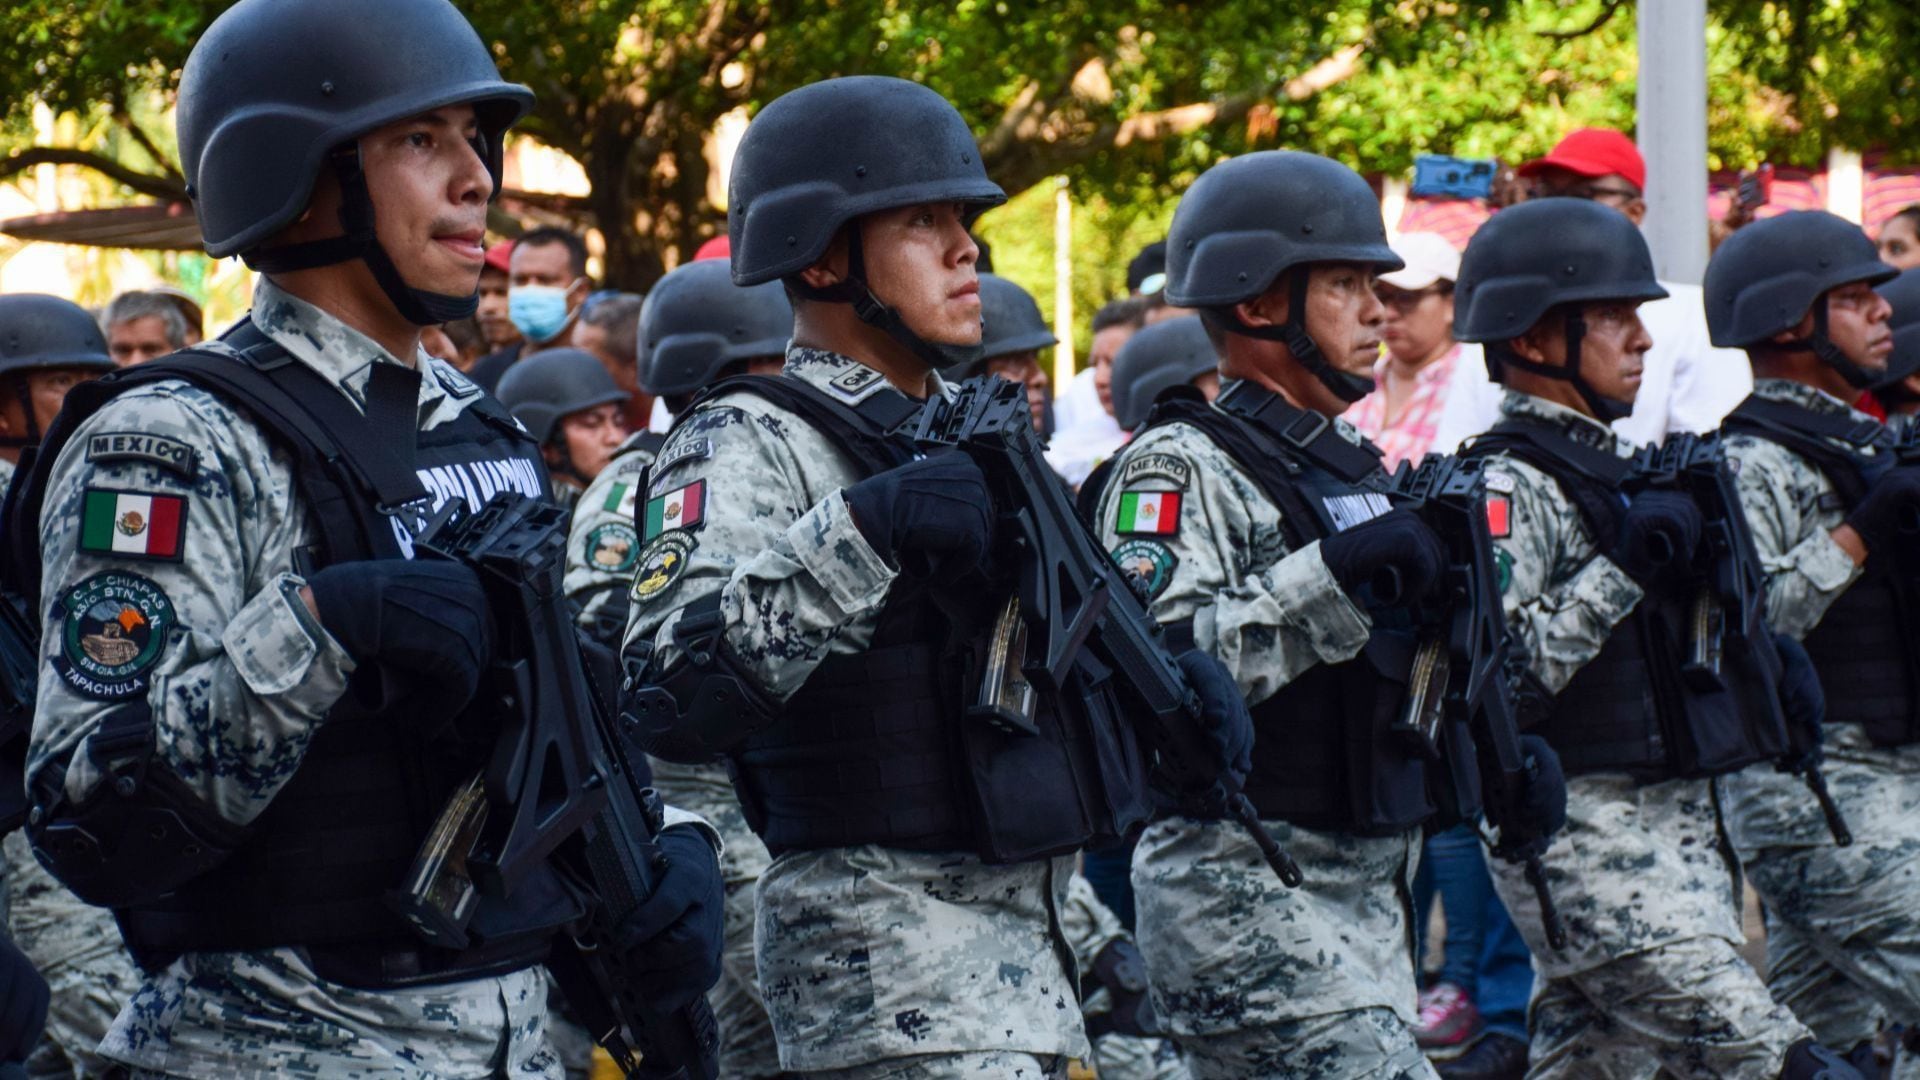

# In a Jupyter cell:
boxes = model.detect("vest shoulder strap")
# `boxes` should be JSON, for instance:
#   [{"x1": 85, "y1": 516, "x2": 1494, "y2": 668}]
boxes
[
  {"x1": 1461, "y1": 421, "x2": 1628, "y2": 548},
  {"x1": 687, "y1": 372, "x2": 919, "y2": 476},
  {"x1": 1212, "y1": 381, "x2": 1385, "y2": 485},
  {"x1": 1722, "y1": 395, "x2": 1878, "y2": 506}
]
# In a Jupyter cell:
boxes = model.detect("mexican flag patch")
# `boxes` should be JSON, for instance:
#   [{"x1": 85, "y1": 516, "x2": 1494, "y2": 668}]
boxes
[
  {"x1": 644, "y1": 480, "x2": 706, "y2": 539},
  {"x1": 80, "y1": 489, "x2": 186, "y2": 561},
  {"x1": 1115, "y1": 490, "x2": 1181, "y2": 536}
]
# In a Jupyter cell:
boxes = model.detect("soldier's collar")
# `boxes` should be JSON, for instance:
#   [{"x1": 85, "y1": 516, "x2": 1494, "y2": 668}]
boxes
[
  {"x1": 250, "y1": 277, "x2": 447, "y2": 418},
  {"x1": 1751, "y1": 377, "x2": 1873, "y2": 421},
  {"x1": 1498, "y1": 389, "x2": 1625, "y2": 456},
  {"x1": 781, "y1": 345, "x2": 950, "y2": 405}
]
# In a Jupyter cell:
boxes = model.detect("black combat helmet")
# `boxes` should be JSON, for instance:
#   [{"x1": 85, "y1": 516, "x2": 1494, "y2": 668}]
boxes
[
  {"x1": 176, "y1": 0, "x2": 533, "y2": 326},
  {"x1": 1453, "y1": 197, "x2": 1668, "y2": 421},
  {"x1": 0, "y1": 294, "x2": 115, "y2": 448},
  {"x1": 495, "y1": 347, "x2": 628, "y2": 446},
  {"x1": 1109, "y1": 315, "x2": 1219, "y2": 431},
  {"x1": 726, "y1": 76, "x2": 1005, "y2": 369},
  {"x1": 637, "y1": 259, "x2": 794, "y2": 402},
  {"x1": 1703, "y1": 210, "x2": 1896, "y2": 388},
  {"x1": 1873, "y1": 268, "x2": 1920, "y2": 403},
  {"x1": 942, "y1": 273, "x2": 1057, "y2": 381},
  {"x1": 1163, "y1": 151, "x2": 1402, "y2": 403}
]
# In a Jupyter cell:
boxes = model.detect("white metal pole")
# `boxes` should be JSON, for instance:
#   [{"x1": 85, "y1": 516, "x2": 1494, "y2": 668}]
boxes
[
  {"x1": 1636, "y1": 0, "x2": 1709, "y2": 284},
  {"x1": 1053, "y1": 176, "x2": 1075, "y2": 391}
]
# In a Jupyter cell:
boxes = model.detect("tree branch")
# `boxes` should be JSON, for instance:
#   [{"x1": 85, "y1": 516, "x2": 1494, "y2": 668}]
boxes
[
  {"x1": 113, "y1": 111, "x2": 183, "y2": 180},
  {"x1": 0, "y1": 147, "x2": 187, "y2": 201},
  {"x1": 1538, "y1": 0, "x2": 1629, "y2": 41}
]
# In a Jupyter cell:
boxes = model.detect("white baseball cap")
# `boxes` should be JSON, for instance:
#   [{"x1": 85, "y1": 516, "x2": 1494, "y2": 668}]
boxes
[{"x1": 1379, "y1": 232, "x2": 1461, "y2": 290}]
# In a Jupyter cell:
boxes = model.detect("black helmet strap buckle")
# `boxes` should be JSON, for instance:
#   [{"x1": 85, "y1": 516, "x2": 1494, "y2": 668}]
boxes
[
  {"x1": 243, "y1": 144, "x2": 482, "y2": 328},
  {"x1": 1221, "y1": 269, "x2": 1375, "y2": 403},
  {"x1": 1488, "y1": 311, "x2": 1631, "y2": 423},
  {"x1": 1777, "y1": 294, "x2": 1877, "y2": 390},
  {"x1": 788, "y1": 220, "x2": 983, "y2": 372}
]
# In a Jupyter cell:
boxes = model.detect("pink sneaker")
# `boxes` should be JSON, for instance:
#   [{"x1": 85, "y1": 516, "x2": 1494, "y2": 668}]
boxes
[{"x1": 1415, "y1": 982, "x2": 1484, "y2": 1049}]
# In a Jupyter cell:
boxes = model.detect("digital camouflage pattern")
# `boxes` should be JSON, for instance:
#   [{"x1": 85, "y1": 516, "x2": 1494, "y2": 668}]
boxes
[
  {"x1": 0, "y1": 832, "x2": 137, "y2": 1079},
  {"x1": 1091, "y1": 402, "x2": 1428, "y2": 1078},
  {"x1": 25, "y1": 277, "x2": 639, "y2": 1077},
  {"x1": 623, "y1": 346, "x2": 1089, "y2": 1073},
  {"x1": 563, "y1": 431, "x2": 655, "y2": 634},
  {"x1": 1483, "y1": 390, "x2": 1811, "y2": 1073},
  {"x1": 1720, "y1": 377, "x2": 1920, "y2": 1053},
  {"x1": 1059, "y1": 873, "x2": 1188, "y2": 1080},
  {"x1": 1174, "y1": 1006, "x2": 1430, "y2": 1080}
]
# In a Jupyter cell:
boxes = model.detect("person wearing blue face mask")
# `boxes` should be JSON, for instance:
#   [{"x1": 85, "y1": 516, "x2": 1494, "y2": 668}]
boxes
[{"x1": 470, "y1": 225, "x2": 591, "y2": 391}]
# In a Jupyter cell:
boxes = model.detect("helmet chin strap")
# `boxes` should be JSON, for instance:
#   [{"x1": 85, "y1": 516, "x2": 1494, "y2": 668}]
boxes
[
  {"x1": 788, "y1": 224, "x2": 983, "y2": 373},
  {"x1": 1221, "y1": 271, "x2": 1375, "y2": 403},
  {"x1": 1489, "y1": 313, "x2": 1633, "y2": 423},
  {"x1": 1, "y1": 377, "x2": 37, "y2": 449},
  {"x1": 244, "y1": 144, "x2": 483, "y2": 327},
  {"x1": 1782, "y1": 295, "x2": 1878, "y2": 390}
]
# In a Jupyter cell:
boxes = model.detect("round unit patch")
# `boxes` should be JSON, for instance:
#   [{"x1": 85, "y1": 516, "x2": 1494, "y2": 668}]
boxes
[
  {"x1": 632, "y1": 532, "x2": 697, "y2": 604},
  {"x1": 585, "y1": 522, "x2": 640, "y2": 574},
  {"x1": 1111, "y1": 538, "x2": 1179, "y2": 603},
  {"x1": 52, "y1": 571, "x2": 176, "y2": 700}
]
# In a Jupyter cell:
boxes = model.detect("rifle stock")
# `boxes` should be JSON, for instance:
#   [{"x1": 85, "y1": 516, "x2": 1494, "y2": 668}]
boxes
[{"x1": 914, "y1": 376, "x2": 1302, "y2": 886}]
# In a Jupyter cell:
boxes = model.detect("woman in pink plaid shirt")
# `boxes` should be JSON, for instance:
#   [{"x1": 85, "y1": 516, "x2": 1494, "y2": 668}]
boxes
[{"x1": 1344, "y1": 231, "x2": 1474, "y2": 467}]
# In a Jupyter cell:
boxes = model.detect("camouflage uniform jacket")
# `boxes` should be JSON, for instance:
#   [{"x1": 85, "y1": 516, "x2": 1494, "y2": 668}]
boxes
[
  {"x1": 27, "y1": 278, "x2": 710, "y2": 1078},
  {"x1": 1480, "y1": 391, "x2": 1743, "y2": 976},
  {"x1": 621, "y1": 345, "x2": 1086, "y2": 1071},
  {"x1": 1091, "y1": 391, "x2": 1427, "y2": 1031}
]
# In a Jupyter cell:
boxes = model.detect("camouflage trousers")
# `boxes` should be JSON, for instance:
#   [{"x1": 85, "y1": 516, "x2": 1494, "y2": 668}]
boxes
[
  {"x1": 1526, "y1": 934, "x2": 1808, "y2": 1079},
  {"x1": 1174, "y1": 1007, "x2": 1437, "y2": 1080},
  {"x1": 806, "y1": 1051, "x2": 1069, "y2": 1079},
  {"x1": 1088, "y1": 1033, "x2": 1188, "y2": 1080},
  {"x1": 1, "y1": 833, "x2": 137, "y2": 1080},
  {"x1": 715, "y1": 878, "x2": 781, "y2": 1077}
]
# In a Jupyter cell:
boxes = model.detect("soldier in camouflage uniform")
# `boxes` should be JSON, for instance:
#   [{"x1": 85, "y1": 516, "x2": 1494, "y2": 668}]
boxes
[
  {"x1": 1705, "y1": 211, "x2": 1920, "y2": 1072},
  {"x1": 1059, "y1": 874, "x2": 1187, "y2": 1080},
  {"x1": 566, "y1": 259, "x2": 792, "y2": 1078},
  {"x1": 1873, "y1": 269, "x2": 1920, "y2": 438},
  {"x1": 493, "y1": 346, "x2": 631, "y2": 512},
  {"x1": 1095, "y1": 151, "x2": 1517, "y2": 1080},
  {"x1": 1452, "y1": 199, "x2": 1853, "y2": 1079},
  {"x1": 4, "y1": 1, "x2": 724, "y2": 1075},
  {"x1": 0, "y1": 295, "x2": 135, "y2": 1079},
  {"x1": 624, "y1": 76, "x2": 1251, "y2": 1079}
]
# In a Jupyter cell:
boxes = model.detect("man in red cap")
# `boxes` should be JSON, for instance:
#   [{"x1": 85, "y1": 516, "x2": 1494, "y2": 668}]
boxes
[
  {"x1": 1433, "y1": 127, "x2": 1752, "y2": 452},
  {"x1": 475, "y1": 239, "x2": 522, "y2": 354}
]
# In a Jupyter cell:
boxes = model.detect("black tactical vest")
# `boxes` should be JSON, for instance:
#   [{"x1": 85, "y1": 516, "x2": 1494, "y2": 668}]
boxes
[
  {"x1": 9, "y1": 320, "x2": 574, "y2": 987},
  {"x1": 1137, "y1": 384, "x2": 1437, "y2": 835},
  {"x1": 688, "y1": 372, "x2": 1152, "y2": 863},
  {"x1": 1463, "y1": 417, "x2": 1788, "y2": 780},
  {"x1": 1722, "y1": 395, "x2": 1920, "y2": 747}
]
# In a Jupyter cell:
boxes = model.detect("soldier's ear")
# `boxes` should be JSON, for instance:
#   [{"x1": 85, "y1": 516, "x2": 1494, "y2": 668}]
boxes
[
  {"x1": 1236, "y1": 270, "x2": 1292, "y2": 329},
  {"x1": 1508, "y1": 322, "x2": 1553, "y2": 364},
  {"x1": 1767, "y1": 309, "x2": 1817, "y2": 346},
  {"x1": 796, "y1": 226, "x2": 851, "y2": 291}
]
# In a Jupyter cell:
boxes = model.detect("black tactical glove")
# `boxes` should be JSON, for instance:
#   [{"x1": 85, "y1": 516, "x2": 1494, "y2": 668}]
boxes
[
  {"x1": 1773, "y1": 632, "x2": 1827, "y2": 770},
  {"x1": 613, "y1": 824, "x2": 725, "y2": 1013},
  {"x1": 842, "y1": 451, "x2": 996, "y2": 579},
  {"x1": 307, "y1": 559, "x2": 495, "y2": 717},
  {"x1": 1612, "y1": 491, "x2": 1703, "y2": 588},
  {"x1": 0, "y1": 934, "x2": 48, "y2": 1067},
  {"x1": 1175, "y1": 649, "x2": 1254, "y2": 790},
  {"x1": 1781, "y1": 1038, "x2": 1867, "y2": 1080},
  {"x1": 1318, "y1": 508, "x2": 1446, "y2": 603},
  {"x1": 1846, "y1": 463, "x2": 1920, "y2": 558},
  {"x1": 1518, "y1": 734, "x2": 1568, "y2": 839}
]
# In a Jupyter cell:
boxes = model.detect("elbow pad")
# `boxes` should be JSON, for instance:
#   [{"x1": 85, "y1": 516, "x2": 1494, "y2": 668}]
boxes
[
  {"x1": 26, "y1": 704, "x2": 247, "y2": 908},
  {"x1": 621, "y1": 596, "x2": 778, "y2": 764}
]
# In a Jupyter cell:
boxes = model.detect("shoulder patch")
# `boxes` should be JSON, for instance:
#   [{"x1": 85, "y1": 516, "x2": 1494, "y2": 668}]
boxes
[
  {"x1": 827, "y1": 365, "x2": 885, "y2": 400},
  {"x1": 52, "y1": 571, "x2": 176, "y2": 701},
  {"x1": 1118, "y1": 453, "x2": 1192, "y2": 491},
  {"x1": 1493, "y1": 547, "x2": 1514, "y2": 594},
  {"x1": 1114, "y1": 489, "x2": 1182, "y2": 536},
  {"x1": 632, "y1": 532, "x2": 697, "y2": 604},
  {"x1": 653, "y1": 436, "x2": 712, "y2": 478},
  {"x1": 1111, "y1": 539, "x2": 1179, "y2": 603},
  {"x1": 584, "y1": 523, "x2": 640, "y2": 575},
  {"x1": 432, "y1": 362, "x2": 482, "y2": 399},
  {"x1": 84, "y1": 432, "x2": 198, "y2": 479},
  {"x1": 1484, "y1": 469, "x2": 1516, "y2": 494},
  {"x1": 1485, "y1": 495, "x2": 1512, "y2": 539},
  {"x1": 598, "y1": 479, "x2": 641, "y2": 523},
  {"x1": 78, "y1": 489, "x2": 187, "y2": 561},
  {"x1": 642, "y1": 480, "x2": 707, "y2": 540}
]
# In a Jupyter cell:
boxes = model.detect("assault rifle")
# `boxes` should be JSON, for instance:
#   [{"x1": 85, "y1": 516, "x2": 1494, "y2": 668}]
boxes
[
  {"x1": 915, "y1": 375, "x2": 1303, "y2": 887},
  {"x1": 1389, "y1": 454, "x2": 1567, "y2": 949},
  {"x1": 395, "y1": 493, "x2": 720, "y2": 1080},
  {"x1": 1630, "y1": 434, "x2": 1851, "y2": 847}
]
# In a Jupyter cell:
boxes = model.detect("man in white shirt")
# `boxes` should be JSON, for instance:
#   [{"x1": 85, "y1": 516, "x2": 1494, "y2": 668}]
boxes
[{"x1": 1432, "y1": 128, "x2": 1751, "y2": 451}]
